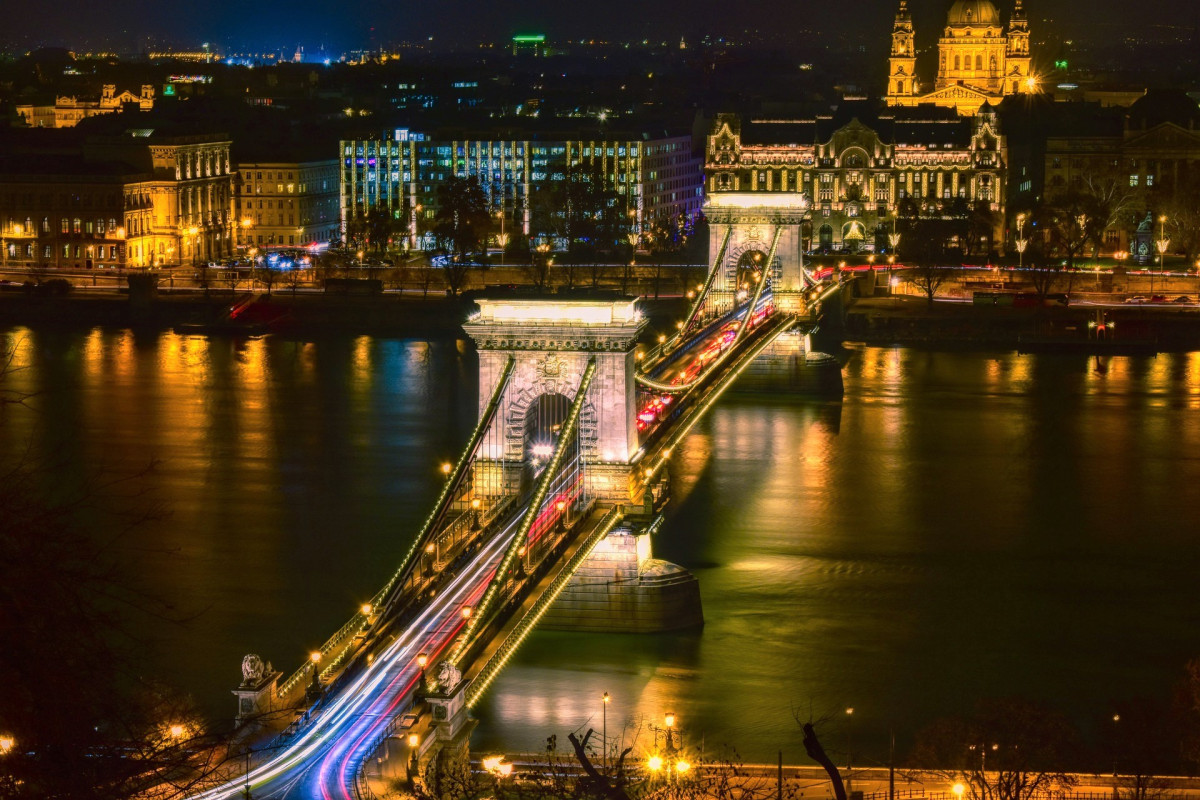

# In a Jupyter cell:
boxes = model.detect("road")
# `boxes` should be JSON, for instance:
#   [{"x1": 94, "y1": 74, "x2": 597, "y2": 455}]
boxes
[{"x1": 192, "y1": 514, "x2": 516, "y2": 800}]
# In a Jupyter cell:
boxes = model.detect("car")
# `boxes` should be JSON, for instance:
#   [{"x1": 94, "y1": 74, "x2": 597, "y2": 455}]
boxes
[
  {"x1": 1150, "y1": 295, "x2": 1167, "y2": 303},
  {"x1": 1124, "y1": 295, "x2": 1147, "y2": 304},
  {"x1": 1173, "y1": 296, "x2": 1192, "y2": 304}
]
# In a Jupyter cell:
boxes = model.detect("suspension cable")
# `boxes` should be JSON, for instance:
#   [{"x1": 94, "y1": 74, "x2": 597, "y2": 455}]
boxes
[
  {"x1": 634, "y1": 226, "x2": 781, "y2": 394},
  {"x1": 447, "y1": 357, "x2": 598, "y2": 671},
  {"x1": 381, "y1": 355, "x2": 516, "y2": 613}
]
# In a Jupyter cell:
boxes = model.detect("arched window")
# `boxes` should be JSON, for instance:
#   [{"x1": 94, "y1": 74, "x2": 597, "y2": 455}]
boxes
[
  {"x1": 897, "y1": 80, "x2": 905, "y2": 94},
  {"x1": 954, "y1": 55, "x2": 961, "y2": 71},
  {"x1": 976, "y1": 55, "x2": 983, "y2": 71}
]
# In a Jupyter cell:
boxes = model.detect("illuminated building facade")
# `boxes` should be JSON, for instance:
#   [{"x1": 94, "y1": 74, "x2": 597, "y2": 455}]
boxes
[
  {"x1": 0, "y1": 130, "x2": 234, "y2": 269},
  {"x1": 886, "y1": 0, "x2": 1034, "y2": 116},
  {"x1": 235, "y1": 160, "x2": 340, "y2": 249},
  {"x1": 340, "y1": 129, "x2": 702, "y2": 247},
  {"x1": 15, "y1": 84, "x2": 156, "y2": 129},
  {"x1": 1041, "y1": 91, "x2": 1200, "y2": 256},
  {"x1": 706, "y1": 103, "x2": 1006, "y2": 252}
]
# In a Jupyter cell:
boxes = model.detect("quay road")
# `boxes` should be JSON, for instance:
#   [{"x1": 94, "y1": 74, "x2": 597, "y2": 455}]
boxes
[{"x1": 192, "y1": 510, "x2": 517, "y2": 800}]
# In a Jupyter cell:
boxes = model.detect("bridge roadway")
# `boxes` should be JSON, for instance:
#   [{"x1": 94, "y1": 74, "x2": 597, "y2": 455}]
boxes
[
  {"x1": 190, "y1": 302, "x2": 802, "y2": 800},
  {"x1": 194, "y1": 509, "x2": 518, "y2": 800}
]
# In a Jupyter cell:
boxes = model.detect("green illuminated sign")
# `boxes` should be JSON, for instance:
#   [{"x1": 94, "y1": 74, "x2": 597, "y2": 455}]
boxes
[
  {"x1": 163, "y1": 84, "x2": 176, "y2": 96},
  {"x1": 1055, "y1": 59, "x2": 1069, "y2": 70},
  {"x1": 512, "y1": 34, "x2": 546, "y2": 43}
]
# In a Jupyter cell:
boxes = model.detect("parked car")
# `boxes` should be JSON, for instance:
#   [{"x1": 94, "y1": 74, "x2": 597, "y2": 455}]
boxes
[
  {"x1": 1150, "y1": 295, "x2": 1168, "y2": 303},
  {"x1": 1173, "y1": 296, "x2": 1192, "y2": 304},
  {"x1": 1124, "y1": 295, "x2": 1147, "y2": 304}
]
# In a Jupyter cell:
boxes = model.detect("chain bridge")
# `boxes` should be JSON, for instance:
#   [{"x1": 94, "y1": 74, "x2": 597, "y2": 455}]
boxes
[{"x1": 194, "y1": 195, "x2": 843, "y2": 800}]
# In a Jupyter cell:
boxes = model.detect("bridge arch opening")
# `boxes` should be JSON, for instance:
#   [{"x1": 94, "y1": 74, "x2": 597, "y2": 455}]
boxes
[
  {"x1": 733, "y1": 249, "x2": 768, "y2": 298},
  {"x1": 522, "y1": 392, "x2": 578, "y2": 488}
]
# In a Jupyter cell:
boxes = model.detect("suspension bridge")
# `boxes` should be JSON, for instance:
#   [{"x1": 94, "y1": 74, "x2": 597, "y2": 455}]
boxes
[{"x1": 194, "y1": 192, "x2": 842, "y2": 800}]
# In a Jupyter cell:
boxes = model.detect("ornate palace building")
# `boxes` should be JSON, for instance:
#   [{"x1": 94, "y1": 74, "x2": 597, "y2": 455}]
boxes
[
  {"x1": 0, "y1": 127, "x2": 235, "y2": 270},
  {"x1": 705, "y1": 102, "x2": 1006, "y2": 253},
  {"x1": 886, "y1": 0, "x2": 1035, "y2": 116}
]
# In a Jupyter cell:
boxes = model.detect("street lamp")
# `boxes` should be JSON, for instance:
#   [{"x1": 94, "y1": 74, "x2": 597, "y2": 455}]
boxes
[
  {"x1": 952, "y1": 783, "x2": 966, "y2": 800},
  {"x1": 187, "y1": 225, "x2": 200, "y2": 267},
  {"x1": 307, "y1": 651, "x2": 323, "y2": 700},
  {"x1": 1015, "y1": 213, "x2": 1028, "y2": 270},
  {"x1": 845, "y1": 706, "x2": 855, "y2": 785},
  {"x1": 602, "y1": 692, "x2": 611, "y2": 774},
  {"x1": 1156, "y1": 215, "x2": 1170, "y2": 279},
  {"x1": 0, "y1": 735, "x2": 13, "y2": 755}
]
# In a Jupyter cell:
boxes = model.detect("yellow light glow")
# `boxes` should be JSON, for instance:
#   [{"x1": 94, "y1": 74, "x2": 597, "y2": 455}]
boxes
[
  {"x1": 675, "y1": 759, "x2": 691, "y2": 774},
  {"x1": 461, "y1": 606, "x2": 473, "y2": 618},
  {"x1": 1024, "y1": 76, "x2": 1037, "y2": 91},
  {"x1": 361, "y1": 603, "x2": 373, "y2": 615},
  {"x1": 846, "y1": 707, "x2": 854, "y2": 715},
  {"x1": 482, "y1": 755, "x2": 503, "y2": 772},
  {"x1": 647, "y1": 755, "x2": 664, "y2": 772},
  {"x1": 417, "y1": 652, "x2": 428, "y2": 667},
  {"x1": 665, "y1": 712, "x2": 675, "y2": 728},
  {"x1": 441, "y1": 462, "x2": 452, "y2": 475},
  {"x1": 408, "y1": 733, "x2": 419, "y2": 748},
  {"x1": 0, "y1": 736, "x2": 14, "y2": 754},
  {"x1": 953, "y1": 783, "x2": 966, "y2": 798},
  {"x1": 603, "y1": 692, "x2": 610, "y2": 704},
  {"x1": 168, "y1": 724, "x2": 186, "y2": 739},
  {"x1": 187, "y1": 226, "x2": 199, "y2": 236},
  {"x1": 471, "y1": 498, "x2": 482, "y2": 509},
  {"x1": 310, "y1": 651, "x2": 322, "y2": 664}
]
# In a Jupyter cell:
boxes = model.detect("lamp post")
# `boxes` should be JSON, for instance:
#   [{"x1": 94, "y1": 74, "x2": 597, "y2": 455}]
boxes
[
  {"x1": 1112, "y1": 713, "x2": 1121, "y2": 800},
  {"x1": 1015, "y1": 213, "x2": 1028, "y2": 270},
  {"x1": 602, "y1": 692, "x2": 610, "y2": 775},
  {"x1": 407, "y1": 733, "x2": 420, "y2": 786},
  {"x1": 187, "y1": 225, "x2": 200, "y2": 268},
  {"x1": 416, "y1": 652, "x2": 428, "y2": 701},
  {"x1": 845, "y1": 707, "x2": 854, "y2": 794},
  {"x1": 307, "y1": 651, "x2": 323, "y2": 701},
  {"x1": 1156, "y1": 216, "x2": 1170, "y2": 295}
]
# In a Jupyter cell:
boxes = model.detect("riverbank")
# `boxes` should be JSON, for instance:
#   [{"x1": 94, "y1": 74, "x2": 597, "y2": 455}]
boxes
[
  {"x1": 838, "y1": 294, "x2": 1200, "y2": 352},
  {"x1": 0, "y1": 288, "x2": 690, "y2": 337}
]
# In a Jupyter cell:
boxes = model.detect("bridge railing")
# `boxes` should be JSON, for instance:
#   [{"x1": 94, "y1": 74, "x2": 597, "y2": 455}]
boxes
[
  {"x1": 274, "y1": 358, "x2": 518, "y2": 705},
  {"x1": 466, "y1": 504, "x2": 626, "y2": 707}
]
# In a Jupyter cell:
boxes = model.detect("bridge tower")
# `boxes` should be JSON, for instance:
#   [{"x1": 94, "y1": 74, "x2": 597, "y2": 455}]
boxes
[
  {"x1": 705, "y1": 192, "x2": 811, "y2": 314},
  {"x1": 464, "y1": 297, "x2": 647, "y2": 504}
]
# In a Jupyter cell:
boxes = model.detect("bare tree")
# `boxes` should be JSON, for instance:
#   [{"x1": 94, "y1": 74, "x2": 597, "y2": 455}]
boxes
[{"x1": 909, "y1": 698, "x2": 1079, "y2": 800}]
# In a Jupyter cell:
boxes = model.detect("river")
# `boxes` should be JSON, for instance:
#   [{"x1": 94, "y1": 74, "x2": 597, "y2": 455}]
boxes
[{"x1": 2, "y1": 326, "x2": 1198, "y2": 766}]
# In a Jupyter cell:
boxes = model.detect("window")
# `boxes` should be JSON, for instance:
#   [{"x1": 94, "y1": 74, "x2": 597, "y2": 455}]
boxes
[
  {"x1": 61, "y1": 218, "x2": 69, "y2": 233},
  {"x1": 73, "y1": 218, "x2": 81, "y2": 233},
  {"x1": 1130, "y1": 175, "x2": 1139, "y2": 186},
  {"x1": 1147, "y1": 175, "x2": 1154, "y2": 187}
]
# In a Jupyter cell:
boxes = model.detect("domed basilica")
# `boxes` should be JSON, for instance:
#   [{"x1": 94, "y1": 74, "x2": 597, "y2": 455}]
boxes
[{"x1": 886, "y1": 0, "x2": 1034, "y2": 115}]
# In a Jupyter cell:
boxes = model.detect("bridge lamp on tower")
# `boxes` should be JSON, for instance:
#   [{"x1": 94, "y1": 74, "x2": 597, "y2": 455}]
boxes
[{"x1": 471, "y1": 497, "x2": 482, "y2": 530}]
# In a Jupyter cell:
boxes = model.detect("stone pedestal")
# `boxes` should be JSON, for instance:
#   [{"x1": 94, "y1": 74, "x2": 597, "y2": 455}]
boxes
[
  {"x1": 233, "y1": 670, "x2": 281, "y2": 726},
  {"x1": 735, "y1": 329, "x2": 844, "y2": 397},
  {"x1": 541, "y1": 529, "x2": 703, "y2": 633}
]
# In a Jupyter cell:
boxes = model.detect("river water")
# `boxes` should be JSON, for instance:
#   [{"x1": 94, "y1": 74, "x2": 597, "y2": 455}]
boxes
[{"x1": 2, "y1": 327, "x2": 1199, "y2": 766}]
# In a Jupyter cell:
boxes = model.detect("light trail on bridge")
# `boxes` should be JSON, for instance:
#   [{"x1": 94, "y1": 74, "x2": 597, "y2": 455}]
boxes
[{"x1": 190, "y1": 516, "x2": 515, "y2": 800}]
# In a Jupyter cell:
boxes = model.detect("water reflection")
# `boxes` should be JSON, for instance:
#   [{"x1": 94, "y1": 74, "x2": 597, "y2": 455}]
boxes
[{"x1": 3, "y1": 330, "x2": 1200, "y2": 764}]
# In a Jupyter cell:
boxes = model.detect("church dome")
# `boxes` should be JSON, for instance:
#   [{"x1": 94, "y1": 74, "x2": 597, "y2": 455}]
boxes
[{"x1": 947, "y1": 0, "x2": 1001, "y2": 25}]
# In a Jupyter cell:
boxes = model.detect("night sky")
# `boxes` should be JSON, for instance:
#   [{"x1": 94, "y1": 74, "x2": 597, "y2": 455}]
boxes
[{"x1": 5, "y1": 0, "x2": 1198, "y2": 53}]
